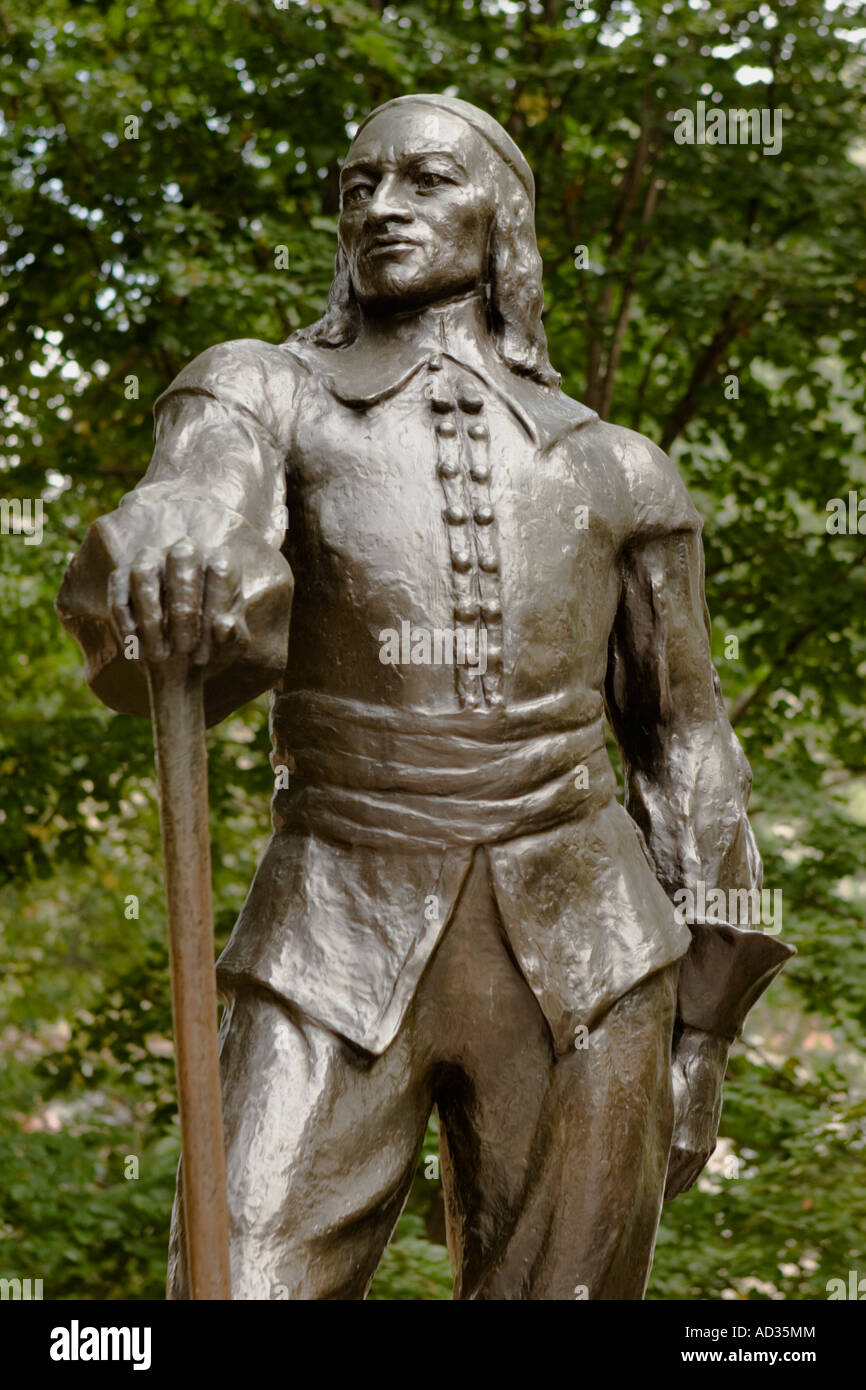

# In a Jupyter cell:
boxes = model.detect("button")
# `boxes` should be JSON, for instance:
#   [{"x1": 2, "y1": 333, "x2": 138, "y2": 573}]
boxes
[
  {"x1": 486, "y1": 644, "x2": 504, "y2": 667},
  {"x1": 474, "y1": 504, "x2": 494, "y2": 525},
  {"x1": 462, "y1": 688, "x2": 481, "y2": 709},
  {"x1": 470, "y1": 462, "x2": 490, "y2": 483},
  {"x1": 486, "y1": 690, "x2": 505, "y2": 709},
  {"x1": 437, "y1": 420, "x2": 457, "y2": 438},
  {"x1": 467, "y1": 423, "x2": 488, "y2": 440},
  {"x1": 482, "y1": 600, "x2": 502, "y2": 621},
  {"x1": 458, "y1": 389, "x2": 484, "y2": 414},
  {"x1": 455, "y1": 602, "x2": 479, "y2": 622},
  {"x1": 428, "y1": 354, "x2": 443, "y2": 371},
  {"x1": 445, "y1": 504, "x2": 468, "y2": 525},
  {"x1": 430, "y1": 396, "x2": 455, "y2": 414},
  {"x1": 479, "y1": 554, "x2": 500, "y2": 574},
  {"x1": 438, "y1": 460, "x2": 459, "y2": 479},
  {"x1": 452, "y1": 550, "x2": 473, "y2": 573}
]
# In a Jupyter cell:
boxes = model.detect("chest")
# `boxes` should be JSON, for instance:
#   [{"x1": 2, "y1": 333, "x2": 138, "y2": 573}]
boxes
[{"x1": 285, "y1": 371, "x2": 627, "y2": 596}]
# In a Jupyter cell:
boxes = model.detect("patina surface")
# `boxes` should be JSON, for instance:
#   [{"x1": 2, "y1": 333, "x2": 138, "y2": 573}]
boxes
[{"x1": 58, "y1": 93, "x2": 793, "y2": 1300}]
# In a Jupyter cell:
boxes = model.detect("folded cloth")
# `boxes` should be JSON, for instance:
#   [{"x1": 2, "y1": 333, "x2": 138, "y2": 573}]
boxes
[
  {"x1": 270, "y1": 689, "x2": 615, "y2": 849},
  {"x1": 677, "y1": 918, "x2": 796, "y2": 1040},
  {"x1": 218, "y1": 689, "x2": 693, "y2": 1055}
]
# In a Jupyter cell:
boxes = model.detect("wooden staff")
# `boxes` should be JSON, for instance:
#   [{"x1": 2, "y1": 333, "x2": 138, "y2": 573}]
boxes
[{"x1": 146, "y1": 654, "x2": 231, "y2": 1300}]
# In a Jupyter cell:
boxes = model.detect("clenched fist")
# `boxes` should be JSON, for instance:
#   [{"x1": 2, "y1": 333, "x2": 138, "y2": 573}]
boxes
[{"x1": 107, "y1": 539, "x2": 250, "y2": 667}]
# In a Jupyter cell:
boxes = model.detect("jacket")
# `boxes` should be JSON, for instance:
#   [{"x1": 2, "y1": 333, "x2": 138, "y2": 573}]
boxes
[{"x1": 57, "y1": 294, "x2": 791, "y2": 1055}]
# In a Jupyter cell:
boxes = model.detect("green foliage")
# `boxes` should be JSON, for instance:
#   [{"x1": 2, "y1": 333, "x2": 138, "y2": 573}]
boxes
[{"x1": 1, "y1": 0, "x2": 865, "y2": 1300}]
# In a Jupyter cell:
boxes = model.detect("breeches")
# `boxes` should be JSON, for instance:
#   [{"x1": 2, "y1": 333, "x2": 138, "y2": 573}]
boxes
[{"x1": 167, "y1": 848, "x2": 678, "y2": 1300}]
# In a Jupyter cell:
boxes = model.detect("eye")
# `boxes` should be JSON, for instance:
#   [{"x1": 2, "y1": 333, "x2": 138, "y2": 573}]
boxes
[
  {"x1": 343, "y1": 183, "x2": 372, "y2": 206},
  {"x1": 415, "y1": 171, "x2": 450, "y2": 192}
]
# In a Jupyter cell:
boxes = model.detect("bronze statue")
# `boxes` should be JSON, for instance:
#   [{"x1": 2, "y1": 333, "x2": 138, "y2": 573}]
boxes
[{"x1": 58, "y1": 94, "x2": 793, "y2": 1300}]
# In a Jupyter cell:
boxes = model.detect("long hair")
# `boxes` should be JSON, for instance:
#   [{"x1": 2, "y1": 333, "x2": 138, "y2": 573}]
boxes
[{"x1": 287, "y1": 160, "x2": 560, "y2": 390}]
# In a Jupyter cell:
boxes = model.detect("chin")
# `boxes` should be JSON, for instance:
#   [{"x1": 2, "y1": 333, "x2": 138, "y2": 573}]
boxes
[
  {"x1": 360, "y1": 265, "x2": 421, "y2": 296},
  {"x1": 358, "y1": 278, "x2": 441, "y2": 313}
]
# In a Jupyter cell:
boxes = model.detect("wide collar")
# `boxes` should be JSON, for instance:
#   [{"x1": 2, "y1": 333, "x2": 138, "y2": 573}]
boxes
[{"x1": 284, "y1": 294, "x2": 597, "y2": 454}]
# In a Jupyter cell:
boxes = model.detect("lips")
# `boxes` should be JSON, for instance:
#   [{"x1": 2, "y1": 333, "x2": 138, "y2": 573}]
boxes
[{"x1": 365, "y1": 235, "x2": 421, "y2": 255}]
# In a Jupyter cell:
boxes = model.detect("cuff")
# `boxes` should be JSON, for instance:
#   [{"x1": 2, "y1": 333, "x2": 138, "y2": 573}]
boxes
[
  {"x1": 57, "y1": 495, "x2": 292, "y2": 727},
  {"x1": 676, "y1": 918, "x2": 796, "y2": 1041}
]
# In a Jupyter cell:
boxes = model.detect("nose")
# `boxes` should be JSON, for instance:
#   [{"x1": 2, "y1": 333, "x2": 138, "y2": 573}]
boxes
[{"x1": 366, "y1": 173, "x2": 413, "y2": 225}]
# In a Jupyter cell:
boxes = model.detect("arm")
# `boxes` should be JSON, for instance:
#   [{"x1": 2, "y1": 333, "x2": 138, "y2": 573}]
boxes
[
  {"x1": 57, "y1": 339, "x2": 295, "y2": 726},
  {"x1": 605, "y1": 525, "x2": 761, "y2": 907},
  {"x1": 603, "y1": 429, "x2": 793, "y2": 1197}
]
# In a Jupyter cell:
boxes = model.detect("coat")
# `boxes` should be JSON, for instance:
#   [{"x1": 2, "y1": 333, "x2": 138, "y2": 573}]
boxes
[{"x1": 58, "y1": 294, "x2": 790, "y2": 1056}]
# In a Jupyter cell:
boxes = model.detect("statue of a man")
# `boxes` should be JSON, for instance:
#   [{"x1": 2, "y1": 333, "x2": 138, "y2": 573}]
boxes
[{"x1": 58, "y1": 94, "x2": 792, "y2": 1300}]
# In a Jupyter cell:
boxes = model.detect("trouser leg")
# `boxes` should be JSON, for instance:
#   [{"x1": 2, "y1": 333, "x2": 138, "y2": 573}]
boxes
[
  {"x1": 421, "y1": 852, "x2": 679, "y2": 1300},
  {"x1": 167, "y1": 985, "x2": 432, "y2": 1300},
  {"x1": 470, "y1": 965, "x2": 678, "y2": 1300}
]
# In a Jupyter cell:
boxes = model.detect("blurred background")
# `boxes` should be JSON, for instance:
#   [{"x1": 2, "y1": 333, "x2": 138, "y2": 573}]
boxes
[{"x1": 1, "y1": 0, "x2": 865, "y2": 1300}]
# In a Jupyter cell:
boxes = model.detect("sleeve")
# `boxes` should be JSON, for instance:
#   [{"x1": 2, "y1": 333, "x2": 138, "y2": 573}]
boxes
[
  {"x1": 56, "y1": 339, "x2": 296, "y2": 727},
  {"x1": 603, "y1": 426, "x2": 794, "y2": 1038}
]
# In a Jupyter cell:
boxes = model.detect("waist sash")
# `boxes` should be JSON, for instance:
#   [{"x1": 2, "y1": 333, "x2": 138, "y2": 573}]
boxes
[{"x1": 269, "y1": 690, "x2": 615, "y2": 849}]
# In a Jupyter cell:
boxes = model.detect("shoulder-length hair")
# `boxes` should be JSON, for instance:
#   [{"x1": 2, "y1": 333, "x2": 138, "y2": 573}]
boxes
[{"x1": 286, "y1": 161, "x2": 560, "y2": 390}]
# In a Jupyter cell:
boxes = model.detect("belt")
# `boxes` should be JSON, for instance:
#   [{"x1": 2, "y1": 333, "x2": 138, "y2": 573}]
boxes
[{"x1": 269, "y1": 689, "x2": 616, "y2": 849}]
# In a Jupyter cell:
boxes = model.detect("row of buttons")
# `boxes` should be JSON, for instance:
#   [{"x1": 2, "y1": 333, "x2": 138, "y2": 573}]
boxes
[
  {"x1": 427, "y1": 390, "x2": 484, "y2": 415},
  {"x1": 437, "y1": 420, "x2": 488, "y2": 440},
  {"x1": 427, "y1": 356, "x2": 504, "y2": 710},
  {"x1": 439, "y1": 458, "x2": 490, "y2": 483},
  {"x1": 444, "y1": 502, "x2": 494, "y2": 526}
]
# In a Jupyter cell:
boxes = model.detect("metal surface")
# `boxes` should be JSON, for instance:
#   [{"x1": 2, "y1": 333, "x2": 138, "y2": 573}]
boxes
[
  {"x1": 146, "y1": 657, "x2": 230, "y2": 1300},
  {"x1": 57, "y1": 93, "x2": 794, "y2": 1300}
]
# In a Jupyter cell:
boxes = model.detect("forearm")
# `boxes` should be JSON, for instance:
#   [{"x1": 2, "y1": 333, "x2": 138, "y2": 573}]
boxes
[
  {"x1": 607, "y1": 530, "x2": 792, "y2": 1042},
  {"x1": 607, "y1": 529, "x2": 760, "y2": 901},
  {"x1": 130, "y1": 390, "x2": 288, "y2": 548},
  {"x1": 57, "y1": 359, "x2": 293, "y2": 725},
  {"x1": 623, "y1": 695, "x2": 762, "y2": 905}
]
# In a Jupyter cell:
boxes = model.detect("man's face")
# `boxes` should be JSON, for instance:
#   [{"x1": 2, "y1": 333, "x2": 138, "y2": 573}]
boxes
[{"x1": 339, "y1": 109, "x2": 494, "y2": 313}]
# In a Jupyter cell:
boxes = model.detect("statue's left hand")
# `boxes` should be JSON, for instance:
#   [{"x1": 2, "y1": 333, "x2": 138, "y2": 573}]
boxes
[{"x1": 664, "y1": 1026, "x2": 731, "y2": 1201}]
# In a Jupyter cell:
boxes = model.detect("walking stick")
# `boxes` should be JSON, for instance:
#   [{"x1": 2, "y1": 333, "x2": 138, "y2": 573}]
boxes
[{"x1": 146, "y1": 655, "x2": 231, "y2": 1300}]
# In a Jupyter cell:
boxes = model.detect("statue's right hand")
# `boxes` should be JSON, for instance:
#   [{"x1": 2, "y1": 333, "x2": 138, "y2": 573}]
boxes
[{"x1": 106, "y1": 538, "x2": 250, "y2": 667}]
